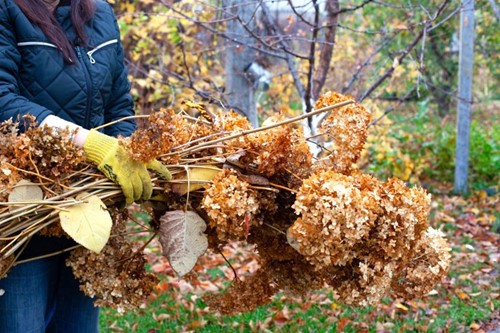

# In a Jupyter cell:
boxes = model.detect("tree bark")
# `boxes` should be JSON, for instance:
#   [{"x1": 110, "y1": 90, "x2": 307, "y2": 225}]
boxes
[
  {"x1": 454, "y1": 0, "x2": 475, "y2": 194},
  {"x1": 312, "y1": 0, "x2": 339, "y2": 101},
  {"x1": 224, "y1": 0, "x2": 258, "y2": 127}
]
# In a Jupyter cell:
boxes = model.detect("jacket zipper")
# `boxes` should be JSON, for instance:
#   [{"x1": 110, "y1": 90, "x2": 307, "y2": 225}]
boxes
[
  {"x1": 76, "y1": 46, "x2": 93, "y2": 129},
  {"x1": 18, "y1": 40, "x2": 116, "y2": 128},
  {"x1": 17, "y1": 41, "x2": 57, "y2": 48},
  {"x1": 86, "y1": 39, "x2": 118, "y2": 64}
]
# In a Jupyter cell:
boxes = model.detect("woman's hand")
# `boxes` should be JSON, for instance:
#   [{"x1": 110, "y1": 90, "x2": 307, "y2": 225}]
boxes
[{"x1": 83, "y1": 129, "x2": 171, "y2": 204}]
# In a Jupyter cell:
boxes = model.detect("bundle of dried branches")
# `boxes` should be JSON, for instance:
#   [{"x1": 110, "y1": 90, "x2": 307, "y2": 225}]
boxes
[{"x1": 0, "y1": 92, "x2": 450, "y2": 313}]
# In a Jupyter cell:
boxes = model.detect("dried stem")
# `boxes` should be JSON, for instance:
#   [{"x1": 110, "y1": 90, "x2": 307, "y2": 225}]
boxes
[{"x1": 173, "y1": 100, "x2": 354, "y2": 156}]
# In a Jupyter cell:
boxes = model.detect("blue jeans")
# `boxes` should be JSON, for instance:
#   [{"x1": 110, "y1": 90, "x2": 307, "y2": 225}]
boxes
[{"x1": 0, "y1": 254, "x2": 99, "y2": 333}]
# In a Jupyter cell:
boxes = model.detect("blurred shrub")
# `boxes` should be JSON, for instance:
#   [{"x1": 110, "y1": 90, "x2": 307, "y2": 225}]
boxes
[{"x1": 361, "y1": 102, "x2": 499, "y2": 190}]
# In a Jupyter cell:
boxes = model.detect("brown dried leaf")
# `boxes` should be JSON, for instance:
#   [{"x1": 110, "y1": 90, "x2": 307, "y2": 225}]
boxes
[
  {"x1": 159, "y1": 210, "x2": 208, "y2": 277},
  {"x1": 239, "y1": 174, "x2": 270, "y2": 186},
  {"x1": 8, "y1": 179, "x2": 43, "y2": 203}
]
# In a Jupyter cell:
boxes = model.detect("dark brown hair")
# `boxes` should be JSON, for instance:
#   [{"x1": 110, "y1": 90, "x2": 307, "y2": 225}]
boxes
[{"x1": 14, "y1": 0, "x2": 95, "y2": 64}]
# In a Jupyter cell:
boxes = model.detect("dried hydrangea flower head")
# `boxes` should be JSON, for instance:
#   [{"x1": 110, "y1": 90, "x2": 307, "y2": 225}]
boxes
[
  {"x1": 391, "y1": 227, "x2": 451, "y2": 299},
  {"x1": 317, "y1": 91, "x2": 371, "y2": 174},
  {"x1": 283, "y1": 128, "x2": 313, "y2": 188},
  {"x1": 371, "y1": 177, "x2": 431, "y2": 261},
  {"x1": 323, "y1": 258, "x2": 397, "y2": 307},
  {"x1": 220, "y1": 114, "x2": 313, "y2": 186},
  {"x1": 0, "y1": 117, "x2": 85, "y2": 201},
  {"x1": 214, "y1": 110, "x2": 252, "y2": 133},
  {"x1": 288, "y1": 170, "x2": 381, "y2": 268},
  {"x1": 123, "y1": 108, "x2": 189, "y2": 163},
  {"x1": 286, "y1": 168, "x2": 443, "y2": 306},
  {"x1": 211, "y1": 111, "x2": 252, "y2": 155},
  {"x1": 241, "y1": 115, "x2": 293, "y2": 177},
  {"x1": 66, "y1": 208, "x2": 158, "y2": 312},
  {"x1": 202, "y1": 169, "x2": 261, "y2": 240}
]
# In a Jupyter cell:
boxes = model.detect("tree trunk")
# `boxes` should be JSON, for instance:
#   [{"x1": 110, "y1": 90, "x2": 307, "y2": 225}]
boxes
[
  {"x1": 312, "y1": 0, "x2": 339, "y2": 101},
  {"x1": 224, "y1": 0, "x2": 258, "y2": 127},
  {"x1": 454, "y1": 0, "x2": 475, "y2": 194}
]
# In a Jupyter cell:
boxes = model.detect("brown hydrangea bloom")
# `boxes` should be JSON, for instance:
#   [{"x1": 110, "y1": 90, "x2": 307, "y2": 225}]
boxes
[
  {"x1": 202, "y1": 169, "x2": 261, "y2": 241},
  {"x1": 210, "y1": 111, "x2": 252, "y2": 156},
  {"x1": 188, "y1": 120, "x2": 219, "y2": 146},
  {"x1": 66, "y1": 209, "x2": 158, "y2": 312},
  {"x1": 317, "y1": 91, "x2": 371, "y2": 174},
  {"x1": 371, "y1": 178, "x2": 431, "y2": 260},
  {"x1": 24, "y1": 126, "x2": 84, "y2": 180},
  {"x1": 391, "y1": 227, "x2": 451, "y2": 299},
  {"x1": 124, "y1": 108, "x2": 189, "y2": 163},
  {"x1": 262, "y1": 259, "x2": 323, "y2": 296},
  {"x1": 286, "y1": 168, "x2": 441, "y2": 305},
  {"x1": 228, "y1": 115, "x2": 293, "y2": 177},
  {"x1": 282, "y1": 128, "x2": 313, "y2": 189},
  {"x1": 38, "y1": 224, "x2": 67, "y2": 238},
  {"x1": 203, "y1": 269, "x2": 278, "y2": 315},
  {"x1": 288, "y1": 170, "x2": 381, "y2": 268},
  {"x1": 0, "y1": 160, "x2": 22, "y2": 202},
  {"x1": 0, "y1": 117, "x2": 85, "y2": 200},
  {"x1": 213, "y1": 110, "x2": 252, "y2": 133},
  {"x1": 323, "y1": 258, "x2": 396, "y2": 307}
]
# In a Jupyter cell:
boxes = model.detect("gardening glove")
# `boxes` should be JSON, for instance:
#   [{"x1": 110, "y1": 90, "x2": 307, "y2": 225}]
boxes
[{"x1": 83, "y1": 129, "x2": 171, "y2": 204}]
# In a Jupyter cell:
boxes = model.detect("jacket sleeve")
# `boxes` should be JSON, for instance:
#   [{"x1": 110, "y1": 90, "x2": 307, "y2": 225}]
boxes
[
  {"x1": 103, "y1": 7, "x2": 136, "y2": 138},
  {"x1": 0, "y1": 1, "x2": 54, "y2": 129}
]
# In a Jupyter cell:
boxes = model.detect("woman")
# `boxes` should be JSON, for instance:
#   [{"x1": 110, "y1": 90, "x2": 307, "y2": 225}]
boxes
[{"x1": 0, "y1": 0, "x2": 169, "y2": 331}]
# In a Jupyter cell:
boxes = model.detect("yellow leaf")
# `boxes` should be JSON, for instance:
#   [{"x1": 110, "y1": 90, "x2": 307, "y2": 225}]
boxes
[
  {"x1": 395, "y1": 302, "x2": 409, "y2": 312},
  {"x1": 469, "y1": 322, "x2": 481, "y2": 330},
  {"x1": 457, "y1": 290, "x2": 470, "y2": 300},
  {"x1": 172, "y1": 167, "x2": 222, "y2": 195},
  {"x1": 59, "y1": 194, "x2": 112, "y2": 253}
]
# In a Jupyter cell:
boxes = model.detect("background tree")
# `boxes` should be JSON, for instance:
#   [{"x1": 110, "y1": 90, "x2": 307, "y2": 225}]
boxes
[
  {"x1": 111, "y1": 0, "x2": 498, "y2": 190},
  {"x1": 454, "y1": 0, "x2": 476, "y2": 194},
  {"x1": 223, "y1": 0, "x2": 259, "y2": 126}
]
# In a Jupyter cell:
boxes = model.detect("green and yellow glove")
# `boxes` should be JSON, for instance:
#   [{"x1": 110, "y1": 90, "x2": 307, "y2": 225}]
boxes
[{"x1": 83, "y1": 129, "x2": 171, "y2": 204}]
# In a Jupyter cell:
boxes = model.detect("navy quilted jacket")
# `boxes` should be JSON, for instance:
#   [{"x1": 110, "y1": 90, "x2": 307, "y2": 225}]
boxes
[{"x1": 0, "y1": 0, "x2": 136, "y2": 137}]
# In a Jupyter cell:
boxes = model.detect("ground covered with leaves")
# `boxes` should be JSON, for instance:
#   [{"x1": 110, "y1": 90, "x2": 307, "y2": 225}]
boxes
[{"x1": 100, "y1": 189, "x2": 499, "y2": 332}]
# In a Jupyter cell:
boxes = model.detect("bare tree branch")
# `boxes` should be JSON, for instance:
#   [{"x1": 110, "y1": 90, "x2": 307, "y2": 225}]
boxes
[
  {"x1": 489, "y1": 0, "x2": 500, "y2": 22},
  {"x1": 162, "y1": 0, "x2": 287, "y2": 60},
  {"x1": 342, "y1": 32, "x2": 397, "y2": 94},
  {"x1": 304, "y1": 0, "x2": 320, "y2": 115},
  {"x1": 331, "y1": 0, "x2": 374, "y2": 16},
  {"x1": 231, "y1": 10, "x2": 310, "y2": 60},
  {"x1": 368, "y1": 85, "x2": 418, "y2": 127},
  {"x1": 287, "y1": 0, "x2": 314, "y2": 27},
  {"x1": 337, "y1": 23, "x2": 386, "y2": 35},
  {"x1": 429, "y1": 2, "x2": 462, "y2": 31},
  {"x1": 358, "y1": 0, "x2": 450, "y2": 102},
  {"x1": 260, "y1": 3, "x2": 306, "y2": 100},
  {"x1": 372, "y1": 1, "x2": 421, "y2": 9}
]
